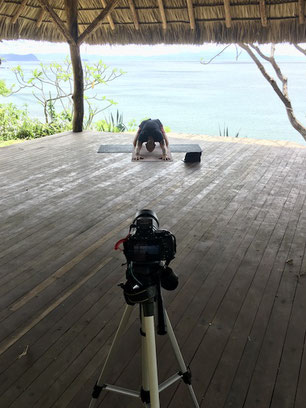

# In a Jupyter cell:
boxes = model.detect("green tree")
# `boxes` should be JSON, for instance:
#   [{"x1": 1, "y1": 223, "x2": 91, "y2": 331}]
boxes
[{"x1": 5, "y1": 57, "x2": 125, "y2": 129}]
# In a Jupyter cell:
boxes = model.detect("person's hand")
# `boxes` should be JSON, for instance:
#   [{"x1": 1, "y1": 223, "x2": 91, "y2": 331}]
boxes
[
  {"x1": 134, "y1": 153, "x2": 143, "y2": 161},
  {"x1": 160, "y1": 154, "x2": 170, "y2": 161}
]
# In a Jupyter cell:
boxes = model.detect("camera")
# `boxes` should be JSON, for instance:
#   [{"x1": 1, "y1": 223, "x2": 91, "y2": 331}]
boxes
[
  {"x1": 116, "y1": 209, "x2": 178, "y2": 305},
  {"x1": 123, "y1": 209, "x2": 176, "y2": 266}
]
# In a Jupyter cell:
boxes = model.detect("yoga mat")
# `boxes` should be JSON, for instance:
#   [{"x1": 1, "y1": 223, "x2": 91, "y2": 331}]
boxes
[{"x1": 97, "y1": 144, "x2": 202, "y2": 153}]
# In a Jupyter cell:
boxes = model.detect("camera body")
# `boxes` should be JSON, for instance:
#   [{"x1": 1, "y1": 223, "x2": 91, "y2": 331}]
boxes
[
  {"x1": 123, "y1": 209, "x2": 176, "y2": 267},
  {"x1": 118, "y1": 210, "x2": 178, "y2": 304}
]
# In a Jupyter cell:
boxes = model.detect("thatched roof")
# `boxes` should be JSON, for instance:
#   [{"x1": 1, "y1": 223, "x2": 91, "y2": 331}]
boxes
[{"x1": 1, "y1": 0, "x2": 305, "y2": 46}]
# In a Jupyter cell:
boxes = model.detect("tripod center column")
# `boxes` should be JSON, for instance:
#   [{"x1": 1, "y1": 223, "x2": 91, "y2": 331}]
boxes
[{"x1": 142, "y1": 302, "x2": 160, "y2": 408}]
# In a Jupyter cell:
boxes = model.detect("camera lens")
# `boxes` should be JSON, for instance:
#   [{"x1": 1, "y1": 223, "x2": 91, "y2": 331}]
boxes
[{"x1": 133, "y1": 209, "x2": 159, "y2": 228}]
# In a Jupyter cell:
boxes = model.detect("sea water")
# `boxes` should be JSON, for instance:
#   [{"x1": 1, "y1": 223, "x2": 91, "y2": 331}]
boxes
[{"x1": 1, "y1": 58, "x2": 305, "y2": 145}]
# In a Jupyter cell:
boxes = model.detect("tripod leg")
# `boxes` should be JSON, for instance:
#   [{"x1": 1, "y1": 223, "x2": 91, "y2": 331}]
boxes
[
  {"x1": 89, "y1": 304, "x2": 134, "y2": 408},
  {"x1": 141, "y1": 308, "x2": 150, "y2": 401},
  {"x1": 142, "y1": 304, "x2": 160, "y2": 408},
  {"x1": 164, "y1": 310, "x2": 200, "y2": 408}
]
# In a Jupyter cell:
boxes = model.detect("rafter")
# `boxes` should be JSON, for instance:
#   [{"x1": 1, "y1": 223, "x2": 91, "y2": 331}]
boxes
[
  {"x1": 298, "y1": 0, "x2": 305, "y2": 25},
  {"x1": 128, "y1": 0, "x2": 139, "y2": 30},
  {"x1": 78, "y1": 0, "x2": 121, "y2": 45},
  {"x1": 37, "y1": 0, "x2": 75, "y2": 44},
  {"x1": 157, "y1": 0, "x2": 167, "y2": 30},
  {"x1": 223, "y1": 0, "x2": 231, "y2": 28},
  {"x1": 186, "y1": 0, "x2": 195, "y2": 30},
  {"x1": 259, "y1": 0, "x2": 268, "y2": 27},
  {"x1": 12, "y1": 0, "x2": 28, "y2": 24},
  {"x1": 36, "y1": 8, "x2": 45, "y2": 28},
  {"x1": 101, "y1": 0, "x2": 115, "y2": 30}
]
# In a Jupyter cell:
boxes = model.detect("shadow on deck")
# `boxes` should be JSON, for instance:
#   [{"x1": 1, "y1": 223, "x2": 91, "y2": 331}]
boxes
[{"x1": 0, "y1": 131, "x2": 305, "y2": 408}]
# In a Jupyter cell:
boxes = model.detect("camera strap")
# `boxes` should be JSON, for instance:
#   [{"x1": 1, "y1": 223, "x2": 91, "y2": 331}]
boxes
[{"x1": 114, "y1": 234, "x2": 130, "y2": 251}]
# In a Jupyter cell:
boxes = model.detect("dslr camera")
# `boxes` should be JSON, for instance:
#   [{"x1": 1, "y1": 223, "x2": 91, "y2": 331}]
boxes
[
  {"x1": 117, "y1": 210, "x2": 178, "y2": 305},
  {"x1": 123, "y1": 209, "x2": 176, "y2": 266}
]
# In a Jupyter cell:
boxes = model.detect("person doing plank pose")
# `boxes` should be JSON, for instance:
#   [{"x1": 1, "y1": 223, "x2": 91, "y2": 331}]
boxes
[{"x1": 133, "y1": 119, "x2": 170, "y2": 161}]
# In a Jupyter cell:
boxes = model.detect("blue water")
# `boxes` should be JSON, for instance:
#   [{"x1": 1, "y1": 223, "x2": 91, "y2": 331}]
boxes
[{"x1": 1, "y1": 58, "x2": 306, "y2": 145}]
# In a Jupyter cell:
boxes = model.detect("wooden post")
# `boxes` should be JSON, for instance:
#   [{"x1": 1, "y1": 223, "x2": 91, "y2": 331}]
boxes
[
  {"x1": 224, "y1": 0, "x2": 232, "y2": 28},
  {"x1": 298, "y1": 0, "x2": 305, "y2": 25},
  {"x1": 70, "y1": 43, "x2": 84, "y2": 132},
  {"x1": 128, "y1": 0, "x2": 139, "y2": 30},
  {"x1": 186, "y1": 0, "x2": 195, "y2": 30},
  {"x1": 36, "y1": 9, "x2": 45, "y2": 28},
  {"x1": 65, "y1": 0, "x2": 84, "y2": 132},
  {"x1": 259, "y1": 0, "x2": 268, "y2": 27}
]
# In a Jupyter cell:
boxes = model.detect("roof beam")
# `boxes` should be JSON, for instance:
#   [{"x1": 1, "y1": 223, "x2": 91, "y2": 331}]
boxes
[
  {"x1": 186, "y1": 0, "x2": 195, "y2": 30},
  {"x1": 12, "y1": 0, "x2": 28, "y2": 24},
  {"x1": 37, "y1": 0, "x2": 75, "y2": 44},
  {"x1": 78, "y1": 0, "x2": 121, "y2": 45},
  {"x1": 259, "y1": 0, "x2": 268, "y2": 27},
  {"x1": 298, "y1": 0, "x2": 305, "y2": 25},
  {"x1": 157, "y1": 0, "x2": 167, "y2": 30},
  {"x1": 36, "y1": 9, "x2": 45, "y2": 28},
  {"x1": 128, "y1": 0, "x2": 139, "y2": 30},
  {"x1": 101, "y1": 0, "x2": 115, "y2": 30},
  {"x1": 223, "y1": 0, "x2": 232, "y2": 28}
]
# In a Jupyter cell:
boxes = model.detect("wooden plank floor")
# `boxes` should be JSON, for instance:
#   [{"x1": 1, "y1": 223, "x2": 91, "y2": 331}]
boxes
[{"x1": 0, "y1": 131, "x2": 305, "y2": 408}]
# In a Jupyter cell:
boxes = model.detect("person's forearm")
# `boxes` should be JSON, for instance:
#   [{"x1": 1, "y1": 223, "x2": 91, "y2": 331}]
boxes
[
  {"x1": 161, "y1": 144, "x2": 167, "y2": 155},
  {"x1": 133, "y1": 129, "x2": 140, "y2": 147},
  {"x1": 161, "y1": 127, "x2": 169, "y2": 147}
]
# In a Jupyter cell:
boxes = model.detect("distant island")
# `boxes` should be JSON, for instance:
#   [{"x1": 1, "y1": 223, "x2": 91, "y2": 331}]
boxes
[{"x1": 1, "y1": 53, "x2": 39, "y2": 62}]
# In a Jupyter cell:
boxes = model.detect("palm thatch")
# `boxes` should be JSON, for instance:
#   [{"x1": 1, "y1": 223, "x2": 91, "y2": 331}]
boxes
[{"x1": 0, "y1": 0, "x2": 305, "y2": 45}]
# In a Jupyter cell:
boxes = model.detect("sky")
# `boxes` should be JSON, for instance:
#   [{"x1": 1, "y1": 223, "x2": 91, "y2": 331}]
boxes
[{"x1": 1, "y1": 39, "x2": 305, "y2": 57}]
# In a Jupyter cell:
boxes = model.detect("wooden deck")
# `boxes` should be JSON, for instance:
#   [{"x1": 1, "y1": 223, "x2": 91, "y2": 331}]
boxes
[{"x1": 0, "y1": 131, "x2": 306, "y2": 408}]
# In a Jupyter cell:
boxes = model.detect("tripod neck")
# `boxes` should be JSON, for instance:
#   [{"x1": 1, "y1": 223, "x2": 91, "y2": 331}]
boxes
[
  {"x1": 140, "y1": 280, "x2": 167, "y2": 336},
  {"x1": 142, "y1": 300, "x2": 155, "y2": 317}
]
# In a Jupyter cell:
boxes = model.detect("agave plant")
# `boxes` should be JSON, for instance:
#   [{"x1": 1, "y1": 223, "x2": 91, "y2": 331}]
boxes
[
  {"x1": 218, "y1": 123, "x2": 240, "y2": 138},
  {"x1": 95, "y1": 109, "x2": 127, "y2": 132}
]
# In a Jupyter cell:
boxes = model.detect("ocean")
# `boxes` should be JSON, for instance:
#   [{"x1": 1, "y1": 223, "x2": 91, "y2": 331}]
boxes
[{"x1": 1, "y1": 57, "x2": 306, "y2": 146}]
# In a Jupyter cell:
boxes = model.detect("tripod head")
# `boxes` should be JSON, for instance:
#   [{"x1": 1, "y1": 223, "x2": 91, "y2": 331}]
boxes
[{"x1": 118, "y1": 263, "x2": 169, "y2": 335}]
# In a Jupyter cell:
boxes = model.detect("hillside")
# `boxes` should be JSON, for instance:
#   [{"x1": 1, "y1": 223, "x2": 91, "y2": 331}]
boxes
[{"x1": 1, "y1": 53, "x2": 39, "y2": 62}]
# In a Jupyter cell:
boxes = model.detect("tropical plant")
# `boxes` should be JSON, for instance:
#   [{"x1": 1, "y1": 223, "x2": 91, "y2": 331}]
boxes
[
  {"x1": 0, "y1": 79, "x2": 11, "y2": 96},
  {"x1": 95, "y1": 110, "x2": 127, "y2": 132},
  {"x1": 95, "y1": 113, "x2": 172, "y2": 133},
  {"x1": 218, "y1": 123, "x2": 240, "y2": 138},
  {"x1": 4, "y1": 58, "x2": 125, "y2": 127},
  {"x1": 0, "y1": 102, "x2": 72, "y2": 142}
]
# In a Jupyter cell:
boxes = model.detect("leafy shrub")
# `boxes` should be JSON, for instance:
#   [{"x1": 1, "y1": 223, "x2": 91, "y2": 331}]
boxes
[
  {"x1": 0, "y1": 103, "x2": 72, "y2": 141},
  {"x1": 0, "y1": 80, "x2": 11, "y2": 96}
]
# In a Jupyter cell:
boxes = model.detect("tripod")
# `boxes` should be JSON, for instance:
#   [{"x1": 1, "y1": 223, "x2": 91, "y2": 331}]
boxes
[{"x1": 88, "y1": 291, "x2": 200, "y2": 408}]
